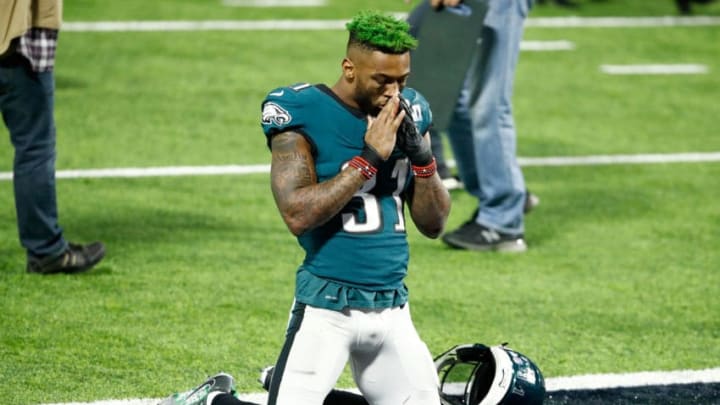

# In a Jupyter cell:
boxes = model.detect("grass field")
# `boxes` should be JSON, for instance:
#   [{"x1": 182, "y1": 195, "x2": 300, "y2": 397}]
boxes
[{"x1": 1, "y1": 1, "x2": 719, "y2": 404}]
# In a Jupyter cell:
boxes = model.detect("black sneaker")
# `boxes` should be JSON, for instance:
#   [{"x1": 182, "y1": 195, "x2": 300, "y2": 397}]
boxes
[
  {"x1": 26, "y1": 242, "x2": 105, "y2": 274},
  {"x1": 524, "y1": 189, "x2": 540, "y2": 214},
  {"x1": 442, "y1": 221, "x2": 527, "y2": 252},
  {"x1": 158, "y1": 373, "x2": 235, "y2": 405}
]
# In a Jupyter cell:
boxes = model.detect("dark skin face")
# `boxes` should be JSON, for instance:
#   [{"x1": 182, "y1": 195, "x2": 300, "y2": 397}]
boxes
[{"x1": 334, "y1": 46, "x2": 411, "y2": 116}]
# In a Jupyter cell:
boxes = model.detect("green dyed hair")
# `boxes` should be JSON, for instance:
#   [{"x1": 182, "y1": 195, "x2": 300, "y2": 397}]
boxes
[{"x1": 346, "y1": 10, "x2": 418, "y2": 54}]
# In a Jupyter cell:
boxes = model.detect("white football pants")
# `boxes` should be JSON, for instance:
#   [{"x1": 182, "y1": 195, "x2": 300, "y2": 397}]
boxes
[{"x1": 268, "y1": 302, "x2": 440, "y2": 405}]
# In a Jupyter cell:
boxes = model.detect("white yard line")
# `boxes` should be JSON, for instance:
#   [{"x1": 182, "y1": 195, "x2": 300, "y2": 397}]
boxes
[
  {"x1": 62, "y1": 20, "x2": 346, "y2": 32},
  {"x1": 545, "y1": 367, "x2": 720, "y2": 391},
  {"x1": 521, "y1": 40, "x2": 575, "y2": 51},
  {"x1": 222, "y1": 0, "x2": 327, "y2": 6},
  {"x1": 62, "y1": 16, "x2": 720, "y2": 32},
  {"x1": 516, "y1": 151, "x2": 720, "y2": 167},
  {"x1": 0, "y1": 164, "x2": 270, "y2": 181},
  {"x1": 526, "y1": 16, "x2": 720, "y2": 28},
  {"x1": 62, "y1": 19, "x2": 574, "y2": 50},
  {"x1": 39, "y1": 367, "x2": 720, "y2": 405},
  {"x1": 600, "y1": 64, "x2": 709, "y2": 75},
  {"x1": 1, "y1": 152, "x2": 719, "y2": 182}
]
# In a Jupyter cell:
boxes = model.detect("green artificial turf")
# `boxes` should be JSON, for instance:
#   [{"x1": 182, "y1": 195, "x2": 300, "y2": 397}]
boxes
[{"x1": 1, "y1": 1, "x2": 719, "y2": 403}]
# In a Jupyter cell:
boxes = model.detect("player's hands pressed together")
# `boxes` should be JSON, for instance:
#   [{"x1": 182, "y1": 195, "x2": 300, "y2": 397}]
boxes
[
  {"x1": 396, "y1": 97, "x2": 433, "y2": 166},
  {"x1": 364, "y1": 95, "x2": 405, "y2": 163}
]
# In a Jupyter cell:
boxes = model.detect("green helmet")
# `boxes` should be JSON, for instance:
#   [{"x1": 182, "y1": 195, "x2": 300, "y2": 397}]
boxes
[{"x1": 435, "y1": 343, "x2": 546, "y2": 405}]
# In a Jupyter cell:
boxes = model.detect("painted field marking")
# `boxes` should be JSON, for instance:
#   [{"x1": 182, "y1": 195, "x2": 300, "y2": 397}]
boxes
[
  {"x1": 0, "y1": 164, "x2": 270, "y2": 181},
  {"x1": 521, "y1": 40, "x2": 575, "y2": 51},
  {"x1": 2, "y1": 153, "x2": 720, "y2": 182},
  {"x1": 526, "y1": 16, "x2": 720, "y2": 28},
  {"x1": 221, "y1": 0, "x2": 327, "y2": 7},
  {"x1": 0, "y1": 164, "x2": 273, "y2": 181},
  {"x1": 39, "y1": 367, "x2": 720, "y2": 405},
  {"x1": 62, "y1": 16, "x2": 720, "y2": 32},
  {"x1": 62, "y1": 20, "x2": 346, "y2": 32},
  {"x1": 600, "y1": 64, "x2": 709, "y2": 75},
  {"x1": 545, "y1": 367, "x2": 720, "y2": 391},
  {"x1": 516, "y1": 151, "x2": 720, "y2": 167}
]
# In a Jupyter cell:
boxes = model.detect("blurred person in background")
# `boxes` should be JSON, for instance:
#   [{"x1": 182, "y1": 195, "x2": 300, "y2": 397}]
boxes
[
  {"x1": 1, "y1": 0, "x2": 105, "y2": 274},
  {"x1": 409, "y1": 0, "x2": 537, "y2": 252}
]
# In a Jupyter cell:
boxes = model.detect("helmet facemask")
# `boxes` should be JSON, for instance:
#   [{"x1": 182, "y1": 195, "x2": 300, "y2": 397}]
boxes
[{"x1": 435, "y1": 343, "x2": 546, "y2": 405}]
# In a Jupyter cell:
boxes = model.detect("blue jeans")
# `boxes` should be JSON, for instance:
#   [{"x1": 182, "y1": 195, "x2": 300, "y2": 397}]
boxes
[
  {"x1": 446, "y1": 0, "x2": 530, "y2": 235},
  {"x1": 0, "y1": 55, "x2": 67, "y2": 257}
]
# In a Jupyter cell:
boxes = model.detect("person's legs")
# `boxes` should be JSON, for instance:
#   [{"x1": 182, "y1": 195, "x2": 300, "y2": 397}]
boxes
[
  {"x1": 441, "y1": 0, "x2": 530, "y2": 252},
  {"x1": 0, "y1": 58, "x2": 66, "y2": 257},
  {"x1": 467, "y1": 0, "x2": 527, "y2": 235},
  {"x1": 2, "y1": 54, "x2": 105, "y2": 273},
  {"x1": 445, "y1": 75, "x2": 478, "y2": 194}
]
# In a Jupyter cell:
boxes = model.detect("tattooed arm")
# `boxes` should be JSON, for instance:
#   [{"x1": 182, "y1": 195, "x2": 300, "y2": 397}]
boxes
[
  {"x1": 270, "y1": 96, "x2": 404, "y2": 236},
  {"x1": 270, "y1": 131, "x2": 366, "y2": 236}
]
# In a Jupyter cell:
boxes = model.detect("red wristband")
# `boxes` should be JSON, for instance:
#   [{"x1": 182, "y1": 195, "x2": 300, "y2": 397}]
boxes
[
  {"x1": 348, "y1": 156, "x2": 378, "y2": 180},
  {"x1": 411, "y1": 157, "x2": 437, "y2": 178}
]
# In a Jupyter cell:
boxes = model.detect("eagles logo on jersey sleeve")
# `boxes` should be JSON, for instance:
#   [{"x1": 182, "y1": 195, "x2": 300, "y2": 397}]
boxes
[{"x1": 261, "y1": 83, "x2": 313, "y2": 143}]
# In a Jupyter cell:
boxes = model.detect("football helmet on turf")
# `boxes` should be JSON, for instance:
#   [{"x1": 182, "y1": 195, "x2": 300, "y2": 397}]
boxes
[{"x1": 434, "y1": 343, "x2": 545, "y2": 405}]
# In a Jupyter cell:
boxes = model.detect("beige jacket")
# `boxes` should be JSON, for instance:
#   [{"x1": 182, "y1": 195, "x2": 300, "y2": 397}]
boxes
[{"x1": 1, "y1": 0, "x2": 63, "y2": 55}]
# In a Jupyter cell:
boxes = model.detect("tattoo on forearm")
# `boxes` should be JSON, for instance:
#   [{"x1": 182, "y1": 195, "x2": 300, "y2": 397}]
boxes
[
  {"x1": 272, "y1": 132, "x2": 315, "y2": 194},
  {"x1": 275, "y1": 151, "x2": 307, "y2": 162},
  {"x1": 271, "y1": 131, "x2": 365, "y2": 233}
]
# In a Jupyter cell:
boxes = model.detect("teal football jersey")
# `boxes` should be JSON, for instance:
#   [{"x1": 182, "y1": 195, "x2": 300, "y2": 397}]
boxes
[{"x1": 261, "y1": 83, "x2": 432, "y2": 305}]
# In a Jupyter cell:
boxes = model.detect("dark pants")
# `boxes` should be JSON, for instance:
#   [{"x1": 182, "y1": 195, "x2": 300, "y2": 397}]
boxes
[{"x1": 0, "y1": 52, "x2": 66, "y2": 258}]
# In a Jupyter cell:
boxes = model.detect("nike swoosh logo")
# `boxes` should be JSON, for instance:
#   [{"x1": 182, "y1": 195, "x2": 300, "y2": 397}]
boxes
[{"x1": 270, "y1": 90, "x2": 284, "y2": 97}]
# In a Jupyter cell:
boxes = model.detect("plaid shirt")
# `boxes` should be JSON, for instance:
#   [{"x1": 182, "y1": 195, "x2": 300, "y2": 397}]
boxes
[{"x1": 17, "y1": 27, "x2": 59, "y2": 72}]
